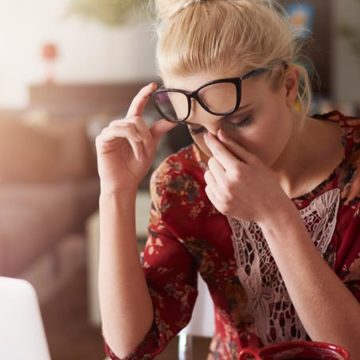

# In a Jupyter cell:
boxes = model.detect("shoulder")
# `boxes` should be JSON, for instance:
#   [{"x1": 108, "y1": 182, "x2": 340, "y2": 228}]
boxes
[
  {"x1": 150, "y1": 144, "x2": 203, "y2": 190},
  {"x1": 323, "y1": 111, "x2": 360, "y2": 209},
  {"x1": 312, "y1": 110, "x2": 360, "y2": 155},
  {"x1": 301, "y1": 111, "x2": 360, "y2": 210},
  {"x1": 150, "y1": 144, "x2": 206, "y2": 212},
  {"x1": 312, "y1": 110, "x2": 360, "y2": 133}
]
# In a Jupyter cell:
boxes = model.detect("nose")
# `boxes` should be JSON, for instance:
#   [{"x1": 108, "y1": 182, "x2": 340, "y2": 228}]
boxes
[
  {"x1": 190, "y1": 100, "x2": 221, "y2": 135},
  {"x1": 206, "y1": 124, "x2": 220, "y2": 136}
]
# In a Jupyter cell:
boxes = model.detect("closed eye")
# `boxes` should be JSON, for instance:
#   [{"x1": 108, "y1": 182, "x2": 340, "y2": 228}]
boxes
[
  {"x1": 188, "y1": 115, "x2": 253, "y2": 135},
  {"x1": 188, "y1": 126, "x2": 206, "y2": 135},
  {"x1": 226, "y1": 115, "x2": 253, "y2": 128}
]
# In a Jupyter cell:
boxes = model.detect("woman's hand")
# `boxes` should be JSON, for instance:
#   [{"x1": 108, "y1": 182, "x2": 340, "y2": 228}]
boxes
[
  {"x1": 95, "y1": 83, "x2": 176, "y2": 195},
  {"x1": 203, "y1": 129, "x2": 291, "y2": 223}
]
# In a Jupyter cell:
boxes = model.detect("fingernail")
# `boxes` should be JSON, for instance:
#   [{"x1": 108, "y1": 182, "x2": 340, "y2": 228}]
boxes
[
  {"x1": 204, "y1": 132, "x2": 210, "y2": 143},
  {"x1": 218, "y1": 129, "x2": 226, "y2": 139},
  {"x1": 137, "y1": 149, "x2": 144, "y2": 162}
]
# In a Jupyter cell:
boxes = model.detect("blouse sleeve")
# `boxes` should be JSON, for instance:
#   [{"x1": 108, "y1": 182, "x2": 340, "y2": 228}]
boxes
[
  {"x1": 104, "y1": 163, "x2": 199, "y2": 360},
  {"x1": 339, "y1": 115, "x2": 360, "y2": 301},
  {"x1": 343, "y1": 252, "x2": 360, "y2": 302}
]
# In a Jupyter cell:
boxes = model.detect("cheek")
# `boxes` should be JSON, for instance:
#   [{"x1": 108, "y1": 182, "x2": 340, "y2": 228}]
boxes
[
  {"x1": 233, "y1": 111, "x2": 292, "y2": 165},
  {"x1": 256, "y1": 113, "x2": 293, "y2": 165},
  {"x1": 255, "y1": 96, "x2": 291, "y2": 151}
]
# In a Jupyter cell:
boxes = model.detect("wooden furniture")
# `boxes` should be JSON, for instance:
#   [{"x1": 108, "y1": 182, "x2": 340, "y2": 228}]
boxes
[
  {"x1": 28, "y1": 82, "x2": 194, "y2": 188},
  {"x1": 29, "y1": 82, "x2": 156, "y2": 118}
]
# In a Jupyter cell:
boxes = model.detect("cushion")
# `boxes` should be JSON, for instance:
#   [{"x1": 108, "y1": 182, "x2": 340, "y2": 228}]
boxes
[
  {"x1": 42, "y1": 118, "x2": 98, "y2": 181},
  {"x1": 0, "y1": 117, "x2": 61, "y2": 183}
]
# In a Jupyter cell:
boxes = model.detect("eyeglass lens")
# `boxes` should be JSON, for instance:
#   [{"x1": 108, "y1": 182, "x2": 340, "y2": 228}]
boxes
[{"x1": 154, "y1": 81, "x2": 238, "y2": 122}]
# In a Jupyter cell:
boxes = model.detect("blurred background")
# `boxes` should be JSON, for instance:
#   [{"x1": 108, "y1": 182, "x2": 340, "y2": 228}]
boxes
[{"x1": 0, "y1": 1, "x2": 359, "y2": 359}]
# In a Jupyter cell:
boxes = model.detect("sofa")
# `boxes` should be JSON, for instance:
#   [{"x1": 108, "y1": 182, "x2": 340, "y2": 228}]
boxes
[
  {"x1": 0, "y1": 111, "x2": 100, "y2": 278},
  {"x1": 0, "y1": 79, "x2": 196, "y2": 279}
]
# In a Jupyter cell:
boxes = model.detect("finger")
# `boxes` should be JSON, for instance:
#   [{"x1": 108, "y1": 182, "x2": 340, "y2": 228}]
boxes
[
  {"x1": 204, "y1": 184, "x2": 219, "y2": 206},
  {"x1": 129, "y1": 139, "x2": 145, "y2": 162},
  {"x1": 203, "y1": 132, "x2": 242, "y2": 170},
  {"x1": 217, "y1": 129, "x2": 258, "y2": 165},
  {"x1": 126, "y1": 82, "x2": 157, "y2": 118},
  {"x1": 204, "y1": 170, "x2": 226, "y2": 203},
  {"x1": 204, "y1": 169, "x2": 219, "y2": 190},
  {"x1": 99, "y1": 125, "x2": 142, "y2": 143},
  {"x1": 110, "y1": 119, "x2": 153, "y2": 156},
  {"x1": 150, "y1": 119, "x2": 178, "y2": 144},
  {"x1": 132, "y1": 118, "x2": 152, "y2": 150},
  {"x1": 99, "y1": 126, "x2": 144, "y2": 161},
  {"x1": 207, "y1": 157, "x2": 227, "y2": 187}
]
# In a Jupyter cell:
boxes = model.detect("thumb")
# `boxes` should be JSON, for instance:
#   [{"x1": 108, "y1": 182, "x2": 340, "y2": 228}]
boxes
[
  {"x1": 217, "y1": 129, "x2": 258, "y2": 165},
  {"x1": 150, "y1": 119, "x2": 177, "y2": 144}
]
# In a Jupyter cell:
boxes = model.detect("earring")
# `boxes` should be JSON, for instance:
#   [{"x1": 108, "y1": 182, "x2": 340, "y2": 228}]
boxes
[{"x1": 294, "y1": 98, "x2": 302, "y2": 113}]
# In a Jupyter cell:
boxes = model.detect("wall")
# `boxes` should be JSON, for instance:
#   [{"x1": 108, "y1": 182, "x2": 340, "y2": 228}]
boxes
[
  {"x1": 333, "y1": 0, "x2": 360, "y2": 103},
  {"x1": 0, "y1": 0, "x2": 359, "y2": 108},
  {"x1": 0, "y1": 0, "x2": 157, "y2": 108}
]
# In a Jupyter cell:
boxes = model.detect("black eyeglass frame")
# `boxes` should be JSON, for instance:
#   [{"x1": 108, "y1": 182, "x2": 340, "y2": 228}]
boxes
[{"x1": 152, "y1": 61, "x2": 288, "y2": 123}]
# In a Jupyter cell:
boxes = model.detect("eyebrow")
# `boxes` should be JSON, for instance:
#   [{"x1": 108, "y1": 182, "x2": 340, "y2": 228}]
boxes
[
  {"x1": 234, "y1": 103, "x2": 252, "y2": 112},
  {"x1": 186, "y1": 103, "x2": 253, "y2": 126}
]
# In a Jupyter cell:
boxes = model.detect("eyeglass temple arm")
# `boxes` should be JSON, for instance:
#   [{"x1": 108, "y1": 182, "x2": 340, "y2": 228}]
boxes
[{"x1": 242, "y1": 60, "x2": 288, "y2": 80}]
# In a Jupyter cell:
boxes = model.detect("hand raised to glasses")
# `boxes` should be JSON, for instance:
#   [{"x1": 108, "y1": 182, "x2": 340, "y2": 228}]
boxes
[
  {"x1": 95, "y1": 83, "x2": 176, "y2": 195},
  {"x1": 203, "y1": 130, "x2": 291, "y2": 225}
]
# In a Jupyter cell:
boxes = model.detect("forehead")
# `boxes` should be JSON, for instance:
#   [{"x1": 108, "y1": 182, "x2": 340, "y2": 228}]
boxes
[{"x1": 163, "y1": 72, "x2": 234, "y2": 91}]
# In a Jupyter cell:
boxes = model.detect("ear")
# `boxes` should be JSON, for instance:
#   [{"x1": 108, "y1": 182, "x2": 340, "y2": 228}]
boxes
[{"x1": 284, "y1": 66, "x2": 300, "y2": 108}]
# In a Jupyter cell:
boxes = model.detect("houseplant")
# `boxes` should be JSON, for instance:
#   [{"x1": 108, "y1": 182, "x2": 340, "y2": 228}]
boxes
[{"x1": 66, "y1": 0, "x2": 148, "y2": 26}]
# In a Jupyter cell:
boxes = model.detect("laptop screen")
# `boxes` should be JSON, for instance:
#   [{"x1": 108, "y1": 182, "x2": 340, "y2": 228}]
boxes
[{"x1": 0, "y1": 277, "x2": 51, "y2": 360}]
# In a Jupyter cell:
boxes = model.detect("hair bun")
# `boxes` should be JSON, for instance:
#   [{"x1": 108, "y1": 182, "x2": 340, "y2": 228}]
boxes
[
  {"x1": 154, "y1": 0, "x2": 277, "y2": 22},
  {"x1": 154, "y1": 0, "x2": 206, "y2": 21}
]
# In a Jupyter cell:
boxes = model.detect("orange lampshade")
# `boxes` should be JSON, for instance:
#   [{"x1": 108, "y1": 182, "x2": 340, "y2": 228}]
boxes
[{"x1": 41, "y1": 43, "x2": 58, "y2": 61}]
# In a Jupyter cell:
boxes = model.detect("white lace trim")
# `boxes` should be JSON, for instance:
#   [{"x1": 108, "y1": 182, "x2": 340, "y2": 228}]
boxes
[{"x1": 227, "y1": 188, "x2": 340, "y2": 344}]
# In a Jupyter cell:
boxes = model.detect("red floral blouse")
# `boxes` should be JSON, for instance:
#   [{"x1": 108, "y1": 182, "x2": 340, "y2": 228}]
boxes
[{"x1": 105, "y1": 111, "x2": 360, "y2": 359}]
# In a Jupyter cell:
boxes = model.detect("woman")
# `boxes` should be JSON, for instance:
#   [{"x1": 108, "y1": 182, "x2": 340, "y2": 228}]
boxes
[{"x1": 96, "y1": 0, "x2": 360, "y2": 358}]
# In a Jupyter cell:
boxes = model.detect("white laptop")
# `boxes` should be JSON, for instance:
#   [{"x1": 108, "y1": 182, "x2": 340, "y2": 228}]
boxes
[{"x1": 0, "y1": 277, "x2": 51, "y2": 360}]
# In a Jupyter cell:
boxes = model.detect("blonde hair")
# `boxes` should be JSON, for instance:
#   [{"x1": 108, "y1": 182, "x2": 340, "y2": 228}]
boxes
[{"x1": 152, "y1": 0, "x2": 314, "y2": 121}]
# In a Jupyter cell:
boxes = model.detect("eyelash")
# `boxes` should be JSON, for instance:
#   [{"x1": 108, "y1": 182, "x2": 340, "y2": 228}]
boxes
[
  {"x1": 188, "y1": 126, "x2": 206, "y2": 135},
  {"x1": 188, "y1": 115, "x2": 254, "y2": 135}
]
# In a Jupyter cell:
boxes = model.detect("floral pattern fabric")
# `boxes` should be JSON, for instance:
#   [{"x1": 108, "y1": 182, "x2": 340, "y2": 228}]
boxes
[{"x1": 105, "y1": 111, "x2": 360, "y2": 359}]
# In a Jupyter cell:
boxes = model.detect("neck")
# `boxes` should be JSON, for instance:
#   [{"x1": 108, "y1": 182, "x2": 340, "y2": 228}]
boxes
[
  {"x1": 271, "y1": 114, "x2": 343, "y2": 199},
  {"x1": 270, "y1": 114, "x2": 317, "y2": 198}
]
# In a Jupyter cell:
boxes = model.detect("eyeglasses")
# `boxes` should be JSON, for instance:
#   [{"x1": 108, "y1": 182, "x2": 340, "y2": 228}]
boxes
[{"x1": 152, "y1": 61, "x2": 288, "y2": 123}]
